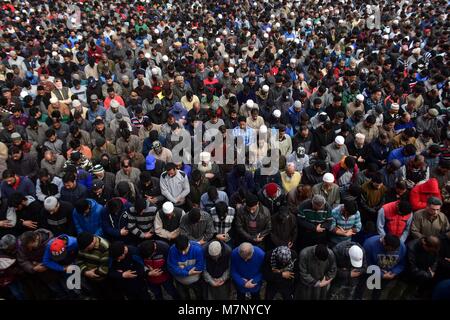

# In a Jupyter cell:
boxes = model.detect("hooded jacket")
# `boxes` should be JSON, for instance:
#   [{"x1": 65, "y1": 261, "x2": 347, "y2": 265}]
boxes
[
  {"x1": 410, "y1": 178, "x2": 442, "y2": 211},
  {"x1": 17, "y1": 228, "x2": 53, "y2": 274},
  {"x1": 72, "y1": 199, "x2": 104, "y2": 236},
  {"x1": 101, "y1": 197, "x2": 131, "y2": 242},
  {"x1": 42, "y1": 234, "x2": 78, "y2": 272}
]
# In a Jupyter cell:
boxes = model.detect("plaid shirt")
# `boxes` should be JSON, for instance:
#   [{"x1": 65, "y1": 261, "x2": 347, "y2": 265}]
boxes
[{"x1": 210, "y1": 207, "x2": 235, "y2": 235}]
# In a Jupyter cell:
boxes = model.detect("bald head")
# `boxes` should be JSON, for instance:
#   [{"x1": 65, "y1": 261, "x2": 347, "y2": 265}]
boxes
[{"x1": 239, "y1": 242, "x2": 254, "y2": 261}]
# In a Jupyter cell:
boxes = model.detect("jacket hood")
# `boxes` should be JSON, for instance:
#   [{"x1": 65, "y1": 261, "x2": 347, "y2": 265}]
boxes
[{"x1": 415, "y1": 178, "x2": 440, "y2": 194}]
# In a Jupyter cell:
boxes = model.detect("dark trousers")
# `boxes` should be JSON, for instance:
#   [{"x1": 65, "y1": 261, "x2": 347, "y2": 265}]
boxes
[
  {"x1": 175, "y1": 280, "x2": 203, "y2": 300},
  {"x1": 236, "y1": 290, "x2": 260, "y2": 300},
  {"x1": 265, "y1": 283, "x2": 294, "y2": 300},
  {"x1": 148, "y1": 280, "x2": 179, "y2": 300}
]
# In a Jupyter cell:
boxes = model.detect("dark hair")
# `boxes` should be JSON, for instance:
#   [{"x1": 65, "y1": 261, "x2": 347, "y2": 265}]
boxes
[
  {"x1": 344, "y1": 156, "x2": 356, "y2": 169},
  {"x1": 343, "y1": 199, "x2": 358, "y2": 216},
  {"x1": 398, "y1": 201, "x2": 412, "y2": 216},
  {"x1": 403, "y1": 144, "x2": 417, "y2": 156},
  {"x1": 106, "y1": 198, "x2": 123, "y2": 215},
  {"x1": 175, "y1": 234, "x2": 189, "y2": 251},
  {"x1": 38, "y1": 168, "x2": 50, "y2": 178},
  {"x1": 188, "y1": 208, "x2": 201, "y2": 223},
  {"x1": 75, "y1": 199, "x2": 90, "y2": 214},
  {"x1": 2, "y1": 169, "x2": 15, "y2": 179},
  {"x1": 138, "y1": 240, "x2": 155, "y2": 258},
  {"x1": 20, "y1": 231, "x2": 39, "y2": 247},
  {"x1": 9, "y1": 192, "x2": 26, "y2": 208},
  {"x1": 207, "y1": 186, "x2": 218, "y2": 201},
  {"x1": 383, "y1": 234, "x2": 400, "y2": 250},
  {"x1": 62, "y1": 172, "x2": 76, "y2": 183},
  {"x1": 314, "y1": 244, "x2": 329, "y2": 261},
  {"x1": 110, "y1": 241, "x2": 126, "y2": 259}
]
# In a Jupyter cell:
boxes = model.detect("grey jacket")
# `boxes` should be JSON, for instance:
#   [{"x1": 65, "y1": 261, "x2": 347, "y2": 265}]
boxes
[
  {"x1": 324, "y1": 142, "x2": 349, "y2": 167},
  {"x1": 159, "y1": 170, "x2": 190, "y2": 204},
  {"x1": 180, "y1": 211, "x2": 215, "y2": 242}
]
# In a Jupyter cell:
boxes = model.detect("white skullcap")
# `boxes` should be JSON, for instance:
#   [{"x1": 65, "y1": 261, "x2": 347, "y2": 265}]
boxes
[
  {"x1": 262, "y1": 85, "x2": 269, "y2": 92},
  {"x1": 273, "y1": 109, "x2": 281, "y2": 118},
  {"x1": 199, "y1": 37, "x2": 204, "y2": 42},
  {"x1": 323, "y1": 173, "x2": 335, "y2": 183},
  {"x1": 228, "y1": 67, "x2": 234, "y2": 74},
  {"x1": 355, "y1": 133, "x2": 365, "y2": 141},
  {"x1": 162, "y1": 55, "x2": 169, "y2": 62},
  {"x1": 72, "y1": 99, "x2": 81, "y2": 107},
  {"x1": 199, "y1": 152, "x2": 211, "y2": 162},
  {"x1": 162, "y1": 202, "x2": 174, "y2": 214},
  {"x1": 246, "y1": 99, "x2": 254, "y2": 108},
  {"x1": 259, "y1": 125, "x2": 268, "y2": 134},
  {"x1": 335, "y1": 135, "x2": 345, "y2": 145},
  {"x1": 44, "y1": 196, "x2": 58, "y2": 211},
  {"x1": 208, "y1": 241, "x2": 222, "y2": 257},
  {"x1": 151, "y1": 68, "x2": 158, "y2": 75},
  {"x1": 156, "y1": 39, "x2": 163, "y2": 44},
  {"x1": 49, "y1": 97, "x2": 58, "y2": 104},
  {"x1": 356, "y1": 94, "x2": 365, "y2": 102},
  {"x1": 215, "y1": 37, "x2": 221, "y2": 43},
  {"x1": 290, "y1": 58, "x2": 297, "y2": 64},
  {"x1": 294, "y1": 100, "x2": 302, "y2": 109},
  {"x1": 144, "y1": 52, "x2": 151, "y2": 59}
]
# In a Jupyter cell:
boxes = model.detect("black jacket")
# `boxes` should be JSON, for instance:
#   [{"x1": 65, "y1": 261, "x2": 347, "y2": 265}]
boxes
[{"x1": 262, "y1": 249, "x2": 299, "y2": 291}]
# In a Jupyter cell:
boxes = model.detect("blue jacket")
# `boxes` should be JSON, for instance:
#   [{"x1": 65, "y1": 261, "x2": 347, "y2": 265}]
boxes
[
  {"x1": 387, "y1": 147, "x2": 414, "y2": 166},
  {"x1": 169, "y1": 102, "x2": 188, "y2": 122},
  {"x1": 363, "y1": 235, "x2": 406, "y2": 276},
  {"x1": 167, "y1": 241, "x2": 205, "y2": 278},
  {"x1": 287, "y1": 105, "x2": 303, "y2": 134},
  {"x1": 226, "y1": 168, "x2": 255, "y2": 196},
  {"x1": 1, "y1": 176, "x2": 36, "y2": 200},
  {"x1": 231, "y1": 246, "x2": 265, "y2": 293},
  {"x1": 42, "y1": 235, "x2": 78, "y2": 272},
  {"x1": 73, "y1": 199, "x2": 104, "y2": 236},
  {"x1": 101, "y1": 198, "x2": 130, "y2": 241}
]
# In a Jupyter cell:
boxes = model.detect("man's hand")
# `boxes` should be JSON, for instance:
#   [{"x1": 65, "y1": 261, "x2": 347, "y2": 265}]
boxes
[
  {"x1": 216, "y1": 234, "x2": 227, "y2": 242},
  {"x1": 287, "y1": 241, "x2": 293, "y2": 248},
  {"x1": 85, "y1": 269, "x2": 100, "y2": 279},
  {"x1": 316, "y1": 224, "x2": 325, "y2": 233},
  {"x1": 198, "y1": 239, "x2": 206, "y2": 245},
  {"x1": 345, "y1": 229, "x2": 355, "y2": 237},
  {"x1": 0, "y1": 220, "x2": 12, "y2": 228},
  {"x1": 383, "y1": 272, "x2": 395, "y2": 280},
  {"x1": 143, "y1": 232, "x2": 153, "y2": 239},
  {"x1": 319, "y1": 277, "x2": 332, "y2": 287},
  {"x1": 255, "y1": 233, "x2": 264, "y2": 243},
  {"x1": 148, "y1": 268, "x2": 163, "y2": 277},
  {"x1": 33, "y1": 263, "x2": 47, "y2": 273},
  {"x1": 244, "y1": 279, "x2": 256, "y2": 289},
  {"x1": 188, "y1": 267, "x2": 202, "y2": 276},
  {"x1": 429, "y1": 267, "x2": 435, "y2": 278},
  {"x1": 281, "y1": 271, "x2": 295, "y2": 280},
  {"x1": 120, "y1": 227, "x2": 129, "y2": 236},
  {"x1": 350, "y1": 269, "x2": 361, "y2": 278},
  {"x1": 22, "y1": 220, "x2": 38, "y2": 229},
  {"x1": 205, "y1": 173, "x2": 214, "y2": 179},
  {"x1": 122, "y1": 270, "x2": 137, "y2": 279},
  {"x1": 146, "y1": 195, "x2": 158, "y2": 204}
]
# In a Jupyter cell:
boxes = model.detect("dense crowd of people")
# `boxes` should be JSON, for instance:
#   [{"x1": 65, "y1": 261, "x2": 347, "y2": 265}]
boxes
[{"x1": 0, "y1": 0, "x2": 449, "y2": 300}]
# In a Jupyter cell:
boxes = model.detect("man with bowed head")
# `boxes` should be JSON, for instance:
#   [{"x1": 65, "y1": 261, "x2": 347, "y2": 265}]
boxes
[{"x1": 231, "y1": 242, "x2": 265, "y2": 300}]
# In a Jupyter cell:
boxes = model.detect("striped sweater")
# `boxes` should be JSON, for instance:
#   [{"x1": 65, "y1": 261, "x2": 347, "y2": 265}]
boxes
[
  {"x1": 127, "y1": 205, "x2": 158, "y2": 239},
  {"x1": 77, "y1": 236, "x2": 110, "y2": 280}
]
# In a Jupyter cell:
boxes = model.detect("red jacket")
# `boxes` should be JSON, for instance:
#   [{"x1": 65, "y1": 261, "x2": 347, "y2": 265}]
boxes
[
  {"x1": 382, "y1": 201, "x2": 411, "y2": 238},
  {"x1": 410, "y1": 178, "x2": 442, "y2": 211}
]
